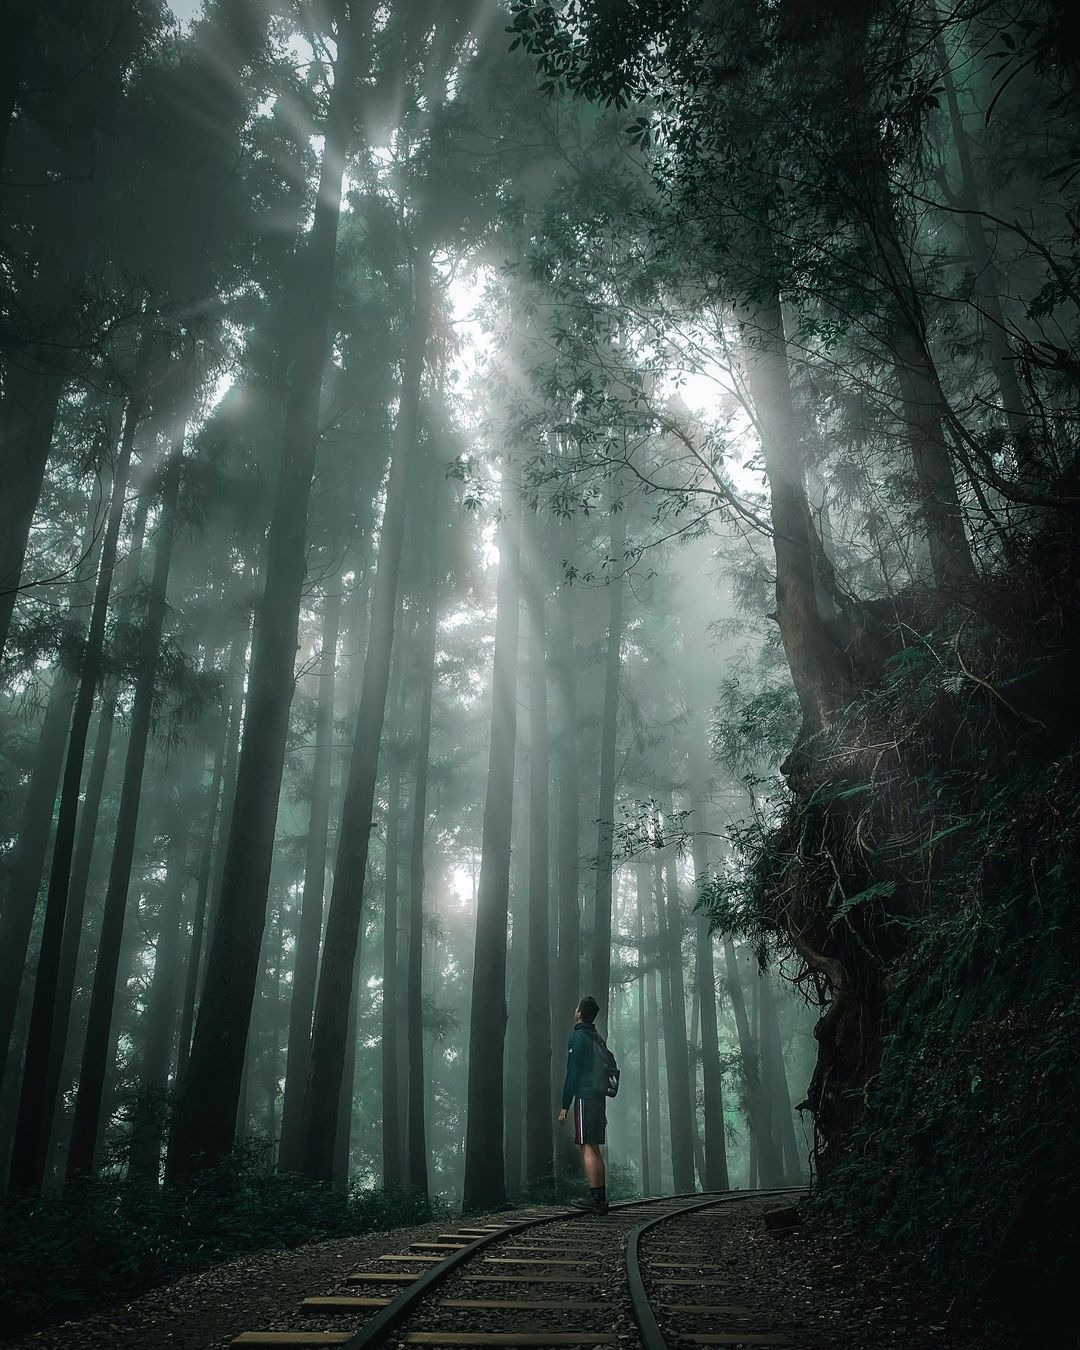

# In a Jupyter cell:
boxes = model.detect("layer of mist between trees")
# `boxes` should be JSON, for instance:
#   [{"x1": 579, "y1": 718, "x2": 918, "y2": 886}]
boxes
[
  {"x1": 0, "y1": 0, "x2": 810, "y2": 1222},
  {"x1": 1, "y1": 0, "x2": 1078, "y2": 1341}
]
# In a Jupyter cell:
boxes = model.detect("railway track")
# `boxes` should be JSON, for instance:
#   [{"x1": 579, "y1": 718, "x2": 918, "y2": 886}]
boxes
[{"x1": 231, "y1": 1189, "x2": 804, "y2": 1350}]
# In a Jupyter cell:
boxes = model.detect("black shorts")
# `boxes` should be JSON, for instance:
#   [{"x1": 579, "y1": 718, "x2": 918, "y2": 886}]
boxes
[{"x1": 574, "y1": 1094, "x2": 606, "y2": 1146}]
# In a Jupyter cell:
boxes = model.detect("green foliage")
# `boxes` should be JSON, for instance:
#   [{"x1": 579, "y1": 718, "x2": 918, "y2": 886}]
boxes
[
  {"x1": 0, "y1": 1163, "x2": 438, "y2": 1340},
  {"x1": 815, "y1": 746, "x2": 1080, "y2": 1338}
]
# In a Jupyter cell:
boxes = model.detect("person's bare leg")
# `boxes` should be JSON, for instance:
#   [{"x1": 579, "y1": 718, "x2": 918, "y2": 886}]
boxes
[{"x1": 581, "y1": 1144, "x2": 605, "y2": 1188}]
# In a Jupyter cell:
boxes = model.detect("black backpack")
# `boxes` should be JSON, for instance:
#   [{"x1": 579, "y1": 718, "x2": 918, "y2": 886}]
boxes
[{"x1": 585, "y1": 1030, "x2": 621, "y2": 1098}]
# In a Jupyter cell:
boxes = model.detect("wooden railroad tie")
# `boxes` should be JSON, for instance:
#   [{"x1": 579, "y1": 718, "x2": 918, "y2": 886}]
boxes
[
  {"x1": 462, "y1": 1272, "x2": 595, "y2": 1284},
  {"x1": 346, "y1": 1271, "x2": 421, "y2": 1284},
  {"x1": 232, "y1": 1335, "x2": 350, "y2": 1347},
  {"x1": 481, "y1": 1257, "x2": 586, "y2": 1266},
  {"x1": 412, "y1": 1241, "x2": 472, "y2": 1252},
  {"x1": 402, "y1": 1336, "x2": 618, "y2": 1346},
  {"x1": 378, "y1": 1253, "x2": 445, "y2": 1262},
  {"x1": 438, "y1": 1300, "x2": 609, "y2": 1311},
  {"x1": 301, "y1": 1297, "x2": 391, "y2": 1312}
]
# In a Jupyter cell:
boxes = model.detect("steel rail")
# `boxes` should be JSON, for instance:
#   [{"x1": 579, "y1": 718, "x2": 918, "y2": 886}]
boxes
[
  {"x1": 626, "y1": 1188, "x2": 805, "y2": 1350},
  {"x1": 338, "y1": 1189, "x2": 722, "y2": 1350}
]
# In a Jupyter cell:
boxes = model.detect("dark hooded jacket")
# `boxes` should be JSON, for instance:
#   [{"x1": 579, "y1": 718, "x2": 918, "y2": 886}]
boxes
[{"x1": 561, "y1": 1021, "x2": 604, "y2": 1109}]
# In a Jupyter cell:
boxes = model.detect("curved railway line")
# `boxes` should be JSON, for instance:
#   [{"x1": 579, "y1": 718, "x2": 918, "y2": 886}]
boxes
[{"x1": 230, "y1": 1189, "x2": 804, "y2": 1350}]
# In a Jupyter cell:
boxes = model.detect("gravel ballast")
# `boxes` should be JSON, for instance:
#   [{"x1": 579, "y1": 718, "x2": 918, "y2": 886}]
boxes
[{"x1": 3, "y1": 1194, "x2": 990, "y2": 1350}]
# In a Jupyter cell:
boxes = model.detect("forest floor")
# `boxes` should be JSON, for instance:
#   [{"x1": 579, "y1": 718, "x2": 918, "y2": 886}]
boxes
[{"x1": 1, "y1": 1196, "x2": 1002, "y2": 1350}]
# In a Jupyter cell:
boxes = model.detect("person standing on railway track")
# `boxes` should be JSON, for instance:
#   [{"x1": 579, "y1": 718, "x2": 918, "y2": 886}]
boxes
[{"x1": 557, "y1": 995, "x2": 614, "y2": 1215}]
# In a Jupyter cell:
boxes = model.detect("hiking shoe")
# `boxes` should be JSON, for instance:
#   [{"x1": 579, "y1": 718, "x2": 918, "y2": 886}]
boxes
[{"x1": 570, "y1": 1196, "x2": 609, "y2": 1215}]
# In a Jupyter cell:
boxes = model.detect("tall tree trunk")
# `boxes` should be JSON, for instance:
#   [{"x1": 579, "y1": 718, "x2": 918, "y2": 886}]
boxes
[
  {"x1": 380, "y1": 679, "x2": 406, "y2": 1187},
  {"x1": 552, "y1": 520, "x2": 580, "y2": 1176},
  {"x1": 524, "y1": 514, "x2": 552, "y2": 1184},
  {"x1": 643, "y1": 861, "x2": 663, "y2": 1191},
  {"x1": 5, "y1": 329, "x2": 152, "y2": 1194},
  {"x1": 722, "y1": 936, "x2": 782, "y2": 1187},
  {"x1": 64, "y1": 422, "x2": 185, "y2": 1183},
  {"x1": 278, "y1": 588, "x2": 341, "y2": 1171},
  {"x1": 0, "y1": 365, "x2": 65, "y2": 661},
  {"x1": 504, "y1": 830, "x2": 527, "y2": 1197},
  {"x1": 331, "y1": 941, "x2": 363, "y2": 1186},
  {"x1": 0, "y1": 485, "x2": 103, "y2": 1099},
  {"x1": 461, "y1": 502, "x2": 522, "y2": 1212},
  {"x1": 406, "y1": 472, "x2": 440, "y2": 1198},
  {"x1": 193, "y1": 624, "x2": 249, "y2": 999},
  {"x1": 688, "y1": 788, "x2": 729, "y2": 1191},
  {"x1": 166, "y1": 30, "x2": 361, "y2": 1182},
  {"x1": 739, "y1": 292, "x2": 850, "y2": 733},
  {"x1": 128, "y1": 750, "x2": 201, "y2": 1182},
  {"x1": 41, "y1": 690, "x2": 118, "y2": 1168},
  {"x1": 264, "y1": 900, "x2": 284, "y2": 1146},
  {"x1": 300, "y1": 244, "x2": 433, "y2": 1181},
  {"x1": 635, "y1": 864, "x2": 651, "y2": 1196},
  {"x1": 759, "y1": 972, "x2": 801, "y2": 1180},
  {"x1": 589, "y1": 508, "x2": 625, "y2": 1024},
  {"x1": 174, "y1": 642, "x2": 238, "y2": 1087},
  {"x1": 657, "y1": 838, "x2": 696, "y2": 1192},
  {"x1": 831, "y1": 9, "x2": 976, "y2": 588},
  {"x1": 936, "y1": 36, "x2": 1030, "y2": 443}
]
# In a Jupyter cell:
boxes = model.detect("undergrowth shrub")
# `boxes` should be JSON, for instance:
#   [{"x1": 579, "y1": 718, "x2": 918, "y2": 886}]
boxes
[
  {"x1": 706, "y1": 542, "x2": 1080, "y2": 1343},
  {"x1": 817, "y1": 746, "x2": 1080, "y2": 1338},
  {"x1": 0, "y1": 1159, "x2": 438, "y2": 1340}
]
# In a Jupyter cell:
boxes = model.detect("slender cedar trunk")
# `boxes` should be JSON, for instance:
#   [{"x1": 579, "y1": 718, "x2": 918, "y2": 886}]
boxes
[
  {"x1": 754, "y1": 973, "x2": 773, "y2": 1172},
  {"x1": 277, "y1": 588, "x2": 341, "y2": 1172},
  {"x1": 891, "y1": 335, "x2": 977, "y2": 588},
  {"x1": 324, "y1": 570, "x2": 373, "y2": 1186},
  {"x1": 406, "y1": 475, "x2": 440, "y2": 1197},
  {"x1": 380, "y1": 680, "x2": 406, "y2": 1187},
  {"x1": 504, "y1": 828, "x2": 527, "y2": 1196},
  {"x1": 190, "y1": 628, "x2": 248, "y2": 1023},
  {"x1": 689, "y1": 985, "x2": 708, "y2": 1190},
  {"x1": 0, "y1": 366, "x2": 65, "y2": 662},
  {"x1": 657, "y1": 837, "x2": 696, "y2": 1192},
  {"x1": 166, "y1": 29, "x2": 362, "y2": 1182},
  {"x1": 0, "y1": 673, "x2": 72, "y2": 1098},
  {"x1": 41, "y1": 690, "x2": 118, "y2": 1161},
  {"x1": 64, "y1": 423, "x2": 186, "y2": 1183},
  {"x1": 722, "y1": 936, "x2": 782, "y2": 1187},
  {"x1": 831, "y1": 10, "x2": 975, "y2": 587},
  {"x1": 461, "y1": 503, "x2": 522, "y2": 1211},
  {"x1": 174, "y1": 642, "x2": 239, "y2": 1087},
  {"x1": 235, "y1": 1034, "x2": 252, "y2": 1140},
  {"x1": 552, "y1": 520, "x2": 580, "y2": 1175},
  {"x1": 300, "y1": 245, "x2": 433, "y2": 1181},
  {"x1": 643, "y1": 863, "x2": 662, "y2": 1190},
  {"x1": 935, "y1": 40, "x2": 1029, "y2": 441},
  {"x1": 589, "y1": 509, "x2": 625, "y2": 1024},
  {"x1": 688, "y1": 788, "x2": 729, "y2": 1190},
  {"x1": 331, "y1": 940, "x2": 363, "y2": 1185},
  {"x1": 524, "y1": 515, "x2": 552, "y2": 1183},
  {"x1": 635, "y1": 865, "x2": 651, "y2": 1196},
  {"x1": 128, "y1": 751, "x2": 202, "y2": 1182},
  {"x1": 5, "y1": 331, "x2": 151, "y2": 1194},
  {"x1": 265, "y1": 902, "x2": 284, "y2": 1145},
  {"x1": 0, "y1": 486, "x2": 103, "y2": 1099},
  {"x1": 759, "y1": 973, "x2": 800, "y2": 1179},
  {"x1": 739, "y1": 292, "x2": 850, "y2": 733}
]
